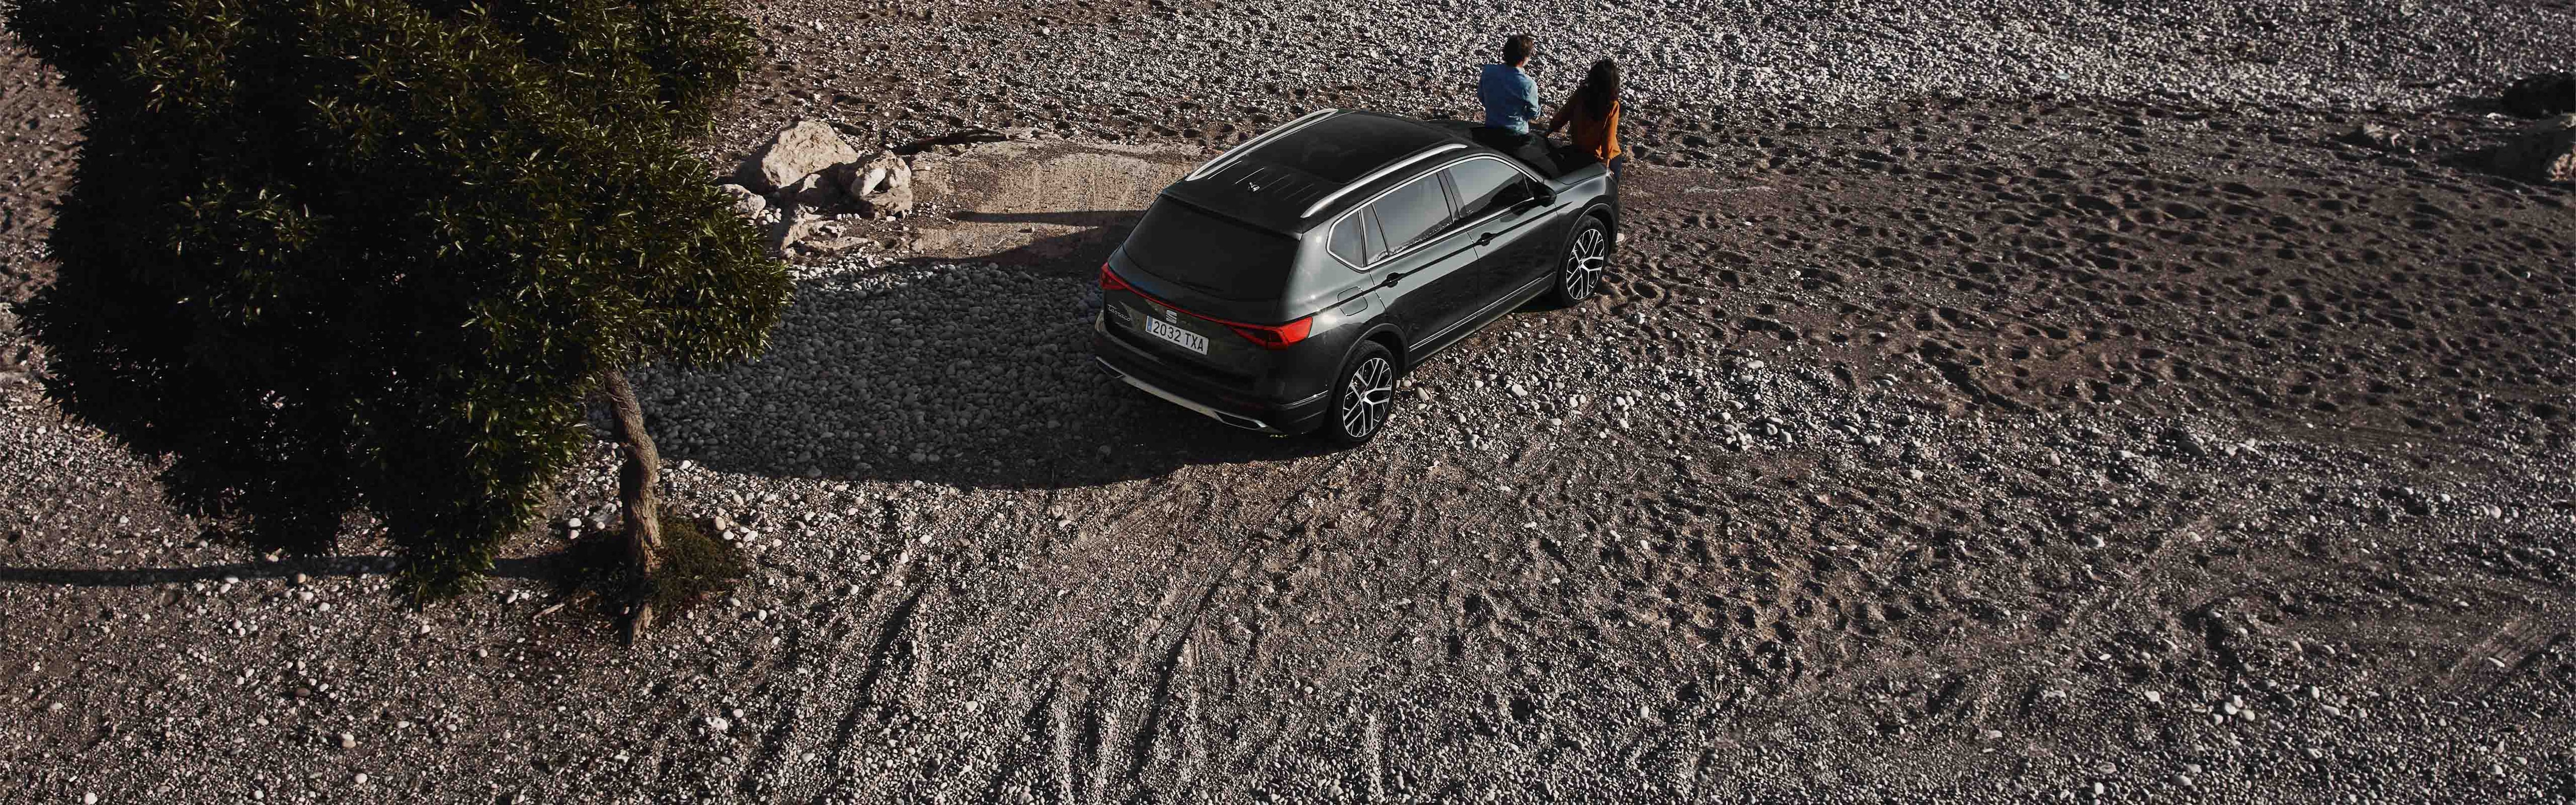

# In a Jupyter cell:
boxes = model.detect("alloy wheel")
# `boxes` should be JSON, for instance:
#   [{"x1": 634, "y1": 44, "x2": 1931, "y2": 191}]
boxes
[
  {"x1": 1561, "y1": 226, "x2": 1607, "y2": 301},
  {"x1": 1337, "y1": 356, "x2": 1394, "y2": 440}
]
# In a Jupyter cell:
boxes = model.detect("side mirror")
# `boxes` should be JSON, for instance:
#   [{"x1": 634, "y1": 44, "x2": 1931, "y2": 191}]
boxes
[{"x1": 1528, "y1": 180, "x2": 1556, "y2": 206}]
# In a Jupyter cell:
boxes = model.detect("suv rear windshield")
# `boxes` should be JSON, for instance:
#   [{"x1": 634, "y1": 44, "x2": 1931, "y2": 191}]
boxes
[{"x1": 1122, "y1": 199, "x2": 1300, "y2": 301}]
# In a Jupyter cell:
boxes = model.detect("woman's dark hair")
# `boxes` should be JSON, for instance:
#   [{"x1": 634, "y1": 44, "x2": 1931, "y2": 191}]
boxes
[
  {"x1": 1502, "y1": 35, "x2": 1534, "y2": 65},
  {"x1": 1570, "y1": 58, "x2": 1622, "y2": 121}
]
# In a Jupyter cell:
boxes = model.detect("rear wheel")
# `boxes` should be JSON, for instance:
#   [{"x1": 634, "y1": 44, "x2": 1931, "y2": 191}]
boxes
[
  {"x1": 1323, "y1": 342, "x2": 1396, "y2": 446},
  {"x1": 1550, "y1": 217, "x2": 1609, "y2": 305}
]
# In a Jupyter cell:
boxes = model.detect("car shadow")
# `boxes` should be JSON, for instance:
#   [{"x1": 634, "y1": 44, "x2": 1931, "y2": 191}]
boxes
[{"x1": 637, "y1": 225, "x2": 1347, "y2": 490}]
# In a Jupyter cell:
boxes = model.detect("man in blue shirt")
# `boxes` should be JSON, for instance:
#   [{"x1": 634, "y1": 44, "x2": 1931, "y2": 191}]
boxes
[
  {"x1": 1473, "y1": 35, "x2": 1558, "y2": 174},
  {"x1": 1479, "y1": 35, "x2": 1539, "y2": 133}
]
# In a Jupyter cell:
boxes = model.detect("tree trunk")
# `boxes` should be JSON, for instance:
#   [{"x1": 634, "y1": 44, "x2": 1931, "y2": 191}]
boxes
[{"x1": 602, "y1": 368, "x2": 663, "y2": 638}]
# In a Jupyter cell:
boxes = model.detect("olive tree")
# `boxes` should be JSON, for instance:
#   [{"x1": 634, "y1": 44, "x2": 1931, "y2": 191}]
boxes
[{"x1": 9, "y1": 0, "x2": 790, "y2": 630}]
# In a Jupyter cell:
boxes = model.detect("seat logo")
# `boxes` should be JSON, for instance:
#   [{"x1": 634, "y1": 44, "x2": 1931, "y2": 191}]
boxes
[{"x1": 1163, "y1": 309, "x2": 1179, "y2": 322}]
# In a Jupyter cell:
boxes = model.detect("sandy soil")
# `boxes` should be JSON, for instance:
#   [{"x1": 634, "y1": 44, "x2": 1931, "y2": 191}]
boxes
[{"x1": 3, "y1": 4, "x2": 2575, "y2": 805}]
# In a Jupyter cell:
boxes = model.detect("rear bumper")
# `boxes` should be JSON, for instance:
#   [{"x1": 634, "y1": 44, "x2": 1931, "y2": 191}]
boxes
[{"x1": 1093, "y1": 319, "x2": 1332, "y2": 435}]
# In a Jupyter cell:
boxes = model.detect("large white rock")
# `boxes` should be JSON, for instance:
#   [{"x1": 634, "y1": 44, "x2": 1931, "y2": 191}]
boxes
[
  {"x1": 844, "y1": 151, "x2": 913, "y2": 198},
  {"x1": 857, "y1": 183, "x2": 916, "y2": 219},
  {"x1": 743, "y1": 121, "x2": 859, "y2": 193}
]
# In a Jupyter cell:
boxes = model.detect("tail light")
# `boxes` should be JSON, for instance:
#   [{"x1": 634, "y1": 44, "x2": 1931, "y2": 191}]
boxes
[
  {"x1": 1101, "y1": 260, "x2": 1311, "y2": 350},
  {"x1": 1227, "y1": 317, "x2": 1313, "y2": 350}
]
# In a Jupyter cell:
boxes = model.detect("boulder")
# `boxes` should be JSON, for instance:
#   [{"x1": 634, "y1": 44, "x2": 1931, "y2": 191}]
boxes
[
  {"x1": 829, "y1": 151, "x2": 916, "y2": 219},
  {"x1": 2492, "y1": 114, "x2": 2576, "y2": 184},
  {"x1": 842, "y1": 151, "x2": 913, "y2": 199},
  {"x1": 716, "y1": 183, "x2": 767, "y2": 217},
  {"x1": 742, "y1": 120, "x2": 859, "y2": 193},
  {"x1": 768, "y1": 207, "x2": 832, "y2": 257},
  {"x1": 2502, "y1": 72, "x2": 2575, "y2": 119},
  {"x1": 855, "y1": 183, "x2": 916, "y2": 219},
  {"x1": 785, "y1": 173, "x2": 844, "y2": 209}
]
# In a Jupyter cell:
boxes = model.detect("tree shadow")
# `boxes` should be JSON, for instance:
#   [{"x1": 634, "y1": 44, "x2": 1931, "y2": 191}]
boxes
[{"x1": 634, "y1": 224, "x2": 1347, "y2": 490}]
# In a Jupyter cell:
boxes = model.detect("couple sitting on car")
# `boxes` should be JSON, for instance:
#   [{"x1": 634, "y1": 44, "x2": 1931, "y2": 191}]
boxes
[{"x1": 1475, "y1": 34, "x2": 1624, "y2": 180}]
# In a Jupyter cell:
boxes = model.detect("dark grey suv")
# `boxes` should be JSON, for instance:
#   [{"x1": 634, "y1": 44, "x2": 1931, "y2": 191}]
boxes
[{"x1": 1093, "y1": 109, "x2": 1618, "y2": 444}]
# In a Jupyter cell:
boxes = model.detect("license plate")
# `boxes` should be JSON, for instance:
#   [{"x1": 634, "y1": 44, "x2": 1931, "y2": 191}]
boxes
[{"x1": 1142, "y1": 315, "x2": 1210, "y2": 354}]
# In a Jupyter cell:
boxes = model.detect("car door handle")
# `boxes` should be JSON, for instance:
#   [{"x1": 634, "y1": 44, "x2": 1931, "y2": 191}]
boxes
[{"x1": 1476, "y1": 232, "x2": 1496, "y2": 246}]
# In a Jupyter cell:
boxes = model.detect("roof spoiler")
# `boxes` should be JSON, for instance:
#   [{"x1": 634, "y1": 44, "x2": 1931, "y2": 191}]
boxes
[
  {"x1": 1184, "y1": 108, "x2": 1340, "y2": 182},
  {"x1": 1298, "y1": 143, "x2": 1467, "y2": 219}
]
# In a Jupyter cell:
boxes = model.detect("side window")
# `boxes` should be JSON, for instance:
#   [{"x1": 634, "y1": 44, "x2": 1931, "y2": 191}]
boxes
[
  {"x1": 1367, "y1": 175, "x2": 1453, "y2": 255},
  {"x1": 1329, "y1": 212, "x2": 1368, "y2": 266},
  {"x1": 1448, "y1": 158, "x2": 1531, "y2": 221}
]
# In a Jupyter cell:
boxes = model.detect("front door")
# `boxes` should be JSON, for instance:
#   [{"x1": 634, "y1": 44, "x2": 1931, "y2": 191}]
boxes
[{"x1": 1447, "y1": 157, "x2": 1565, "y2": 309}]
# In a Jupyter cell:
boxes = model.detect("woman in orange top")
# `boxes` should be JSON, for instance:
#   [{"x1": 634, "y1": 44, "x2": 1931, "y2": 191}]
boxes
[{"x1": 1545, "y1": 58, "x2": 1624, "y2": 179}]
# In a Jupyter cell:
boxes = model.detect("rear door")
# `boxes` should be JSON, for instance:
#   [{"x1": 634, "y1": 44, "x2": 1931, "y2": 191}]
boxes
[{"x1": 1340, "y1": 173, "x2": 1486, "y2": 343}]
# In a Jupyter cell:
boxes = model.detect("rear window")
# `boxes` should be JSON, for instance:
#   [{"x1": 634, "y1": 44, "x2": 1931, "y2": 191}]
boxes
[
  {"x1": 1369, "y1": 175, "x2": 1452, "y2": 254},
  {"x1": 1121, "y1": 199, "x2": 1301, "y2": 300}
]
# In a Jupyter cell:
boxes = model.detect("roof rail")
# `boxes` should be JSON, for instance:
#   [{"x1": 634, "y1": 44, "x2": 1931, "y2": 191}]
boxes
[
  {"x1": 1185, "y1": 108, "x2": 1340, "y2": 182},
  {"x1": 1298, "y1": 143, "x2": 1467, "y2": 219}
]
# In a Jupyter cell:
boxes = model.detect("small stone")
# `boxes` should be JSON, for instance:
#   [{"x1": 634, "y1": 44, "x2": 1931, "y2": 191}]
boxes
[
  {"x1": 2337, "y1": 123, "x2": 2412, "y2": 152},
  {"x1": 717, "y1": 184, "x2": 767, "y2": 218},
  {"x1": 354, "y1": 774, "x2": 367, "y2": 785},
  {"x1": 339, "y1": 732, "x2": 356, "y2": 749}
]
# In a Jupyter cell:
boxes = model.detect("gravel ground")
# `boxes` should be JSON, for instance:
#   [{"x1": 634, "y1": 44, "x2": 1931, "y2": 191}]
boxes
[
  {"x1": 6, "y1": 1, "x2": 2576, "y2": 803},
  {"x1": 705, "y1": 0, "x2": 2576, "y2": 164}
]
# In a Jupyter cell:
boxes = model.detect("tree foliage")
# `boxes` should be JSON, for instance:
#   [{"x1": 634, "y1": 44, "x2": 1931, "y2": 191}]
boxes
[{"x1": 9, "y1": 0, "x2": 790, "y2": 597}]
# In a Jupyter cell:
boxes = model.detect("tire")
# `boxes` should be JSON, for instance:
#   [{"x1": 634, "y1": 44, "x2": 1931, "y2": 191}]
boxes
[
  {"x1": 1321, "y1": 341, "x2": 1397, "y2": 446},
  {"x1": 1549, "y1": 216, "x2": 1610, "y2": 306}
]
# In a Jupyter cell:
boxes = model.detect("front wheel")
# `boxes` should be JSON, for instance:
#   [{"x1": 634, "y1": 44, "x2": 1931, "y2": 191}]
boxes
[
  {"x1": 1321, "y1": 342, "x2": 1397, "y2": 446},
  {"x1": 1550, "y1": 217, "x2": 1609, "y2": 306}
]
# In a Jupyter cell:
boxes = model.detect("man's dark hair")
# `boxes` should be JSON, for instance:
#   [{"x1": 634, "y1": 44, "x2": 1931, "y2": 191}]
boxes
[{"x1": 1503, "y1": 35, "x2": 1534, "y2": 66}]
